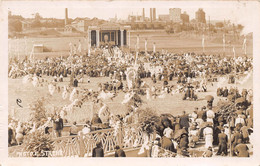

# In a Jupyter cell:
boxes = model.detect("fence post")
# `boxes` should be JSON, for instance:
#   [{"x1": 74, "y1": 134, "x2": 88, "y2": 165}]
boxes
[
  {"x1": 79, "y1": 132, "x2": 85, "y2": 157},
  {"x1": 118, "y1": 125, "x2": 123, "y2": 148}
]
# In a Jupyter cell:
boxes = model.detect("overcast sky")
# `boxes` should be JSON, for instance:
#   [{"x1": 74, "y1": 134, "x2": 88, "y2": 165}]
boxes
[
  {"x1": 6, "y1": 1, "x2": 254, "y2": 21},
  {"x1": 6, "y1": 1, "x2": 258, "y2": 34}
]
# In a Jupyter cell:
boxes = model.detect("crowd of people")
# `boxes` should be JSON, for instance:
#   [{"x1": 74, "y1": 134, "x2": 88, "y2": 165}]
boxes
[{"x1": 8, "y1": 45, "x2": 253, "y2": 157}]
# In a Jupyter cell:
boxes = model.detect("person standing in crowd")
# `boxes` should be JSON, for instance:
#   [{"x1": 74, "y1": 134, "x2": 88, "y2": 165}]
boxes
[
  {"x1": 231, "y1": 128, "x2": 243, "y2": 156},
  {"x1": 179, "y1": 111, "x2": 189, "y2": 131},
  {"x1": 203, "y1": 123, "x2": 214, "y2": 149},
  {"x1": 69, "y1": 122, "x2": 79, "y2": 136},
  {"x1": 92, "y1": 142, "x2": 104, "y2": 157},
  {"x1": 114, "y1": 145, "x2": 126, "y2": 157},
  {"x1": 15, "y1": 122, "x2": 24, "y2": 145},
  {"x1": 53, "y1": 114, "x2": 64, "y2": 137},
  {"x1": 216, "y1": 128, "x2": 228, "y2": 156},
  {"x1": 8, "y1": 125, "x2": 13, "y2": 146},
  {"x1": 206, "y1": 106, "x2": 215, "y2": 124}
]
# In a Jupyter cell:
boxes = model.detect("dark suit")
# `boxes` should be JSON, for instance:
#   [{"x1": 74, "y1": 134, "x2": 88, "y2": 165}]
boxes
[
  {"x1": 179, "y1": 114, "x2": 189, "y2": 129},
  {"x1": 115, "y1": 149, "x2": 126, "y2": 157},
  {"x1": 217, "y1": 133, "x2": 228, "y2": 155},
  {"x1": 92, "y1": 147, "x2": 104, "y2": 157},
  {"x1": 231, "y1": 132, "x2": 243, "y2": 156},
  {"x1": 53, "y1": 118, "x2": 63, "y2": 137}
]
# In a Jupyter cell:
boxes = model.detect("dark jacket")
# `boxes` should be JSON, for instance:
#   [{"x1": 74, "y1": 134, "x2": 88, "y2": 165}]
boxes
[
  {"x1": 218, "y1": 133, "x2": 228, "y2": 145},
  {"x1": 53, "y1": 118, "x2": 63, "y2": 130},
  {"x1": 179, "y1": 114, "x2": 189, "y2": 129},
  {"x1": 92, "y1": 147, "x2": 104, "y2": 157},
  {"x1": 115, "y1": 149, "x2": 126, "y2": 157}
]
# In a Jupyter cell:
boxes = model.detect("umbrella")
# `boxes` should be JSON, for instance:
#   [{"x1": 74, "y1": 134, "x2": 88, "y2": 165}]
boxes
[
  {"x1": 235, "y1": 97, "x2": 246, "y2": 104},
  {"x1": 173, "y1": 128, "x2": 187, "y2": 139},
  {"x1": 205, "y1": 95, "x2": 214, "y2": 102}
]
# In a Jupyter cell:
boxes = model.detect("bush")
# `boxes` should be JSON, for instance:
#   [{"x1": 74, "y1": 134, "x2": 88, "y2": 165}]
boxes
[{"x1": 23, "y1": 130, "x2": 54, "y2": 157}]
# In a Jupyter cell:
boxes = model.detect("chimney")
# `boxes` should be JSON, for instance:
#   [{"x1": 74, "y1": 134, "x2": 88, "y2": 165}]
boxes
[
  {"x1": 142, "y1": 8, "x2": 145, "y2": 21},
  {"x1": 150, "y1": 8, "x2": 153, "y2": 22},
  {"x1": 65, "y1": 8, "x2": 68, "y2": 25},
  {"x1": 153, "y1": 8, "x2": 156, "y2": 21}
]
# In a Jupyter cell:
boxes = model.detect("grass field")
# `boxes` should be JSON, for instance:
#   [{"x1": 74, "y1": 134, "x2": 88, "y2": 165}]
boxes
[
  {"x1": 8, "y1": 31, "x2": 253, "y2": 60},
  {"x1": 9, "y1": 71, "x2": 253, "y2": 124}
]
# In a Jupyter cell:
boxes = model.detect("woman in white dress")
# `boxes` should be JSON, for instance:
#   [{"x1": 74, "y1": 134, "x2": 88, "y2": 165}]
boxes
[
  {"x1": 203, "y1": 124, "x2": 213, "y2": 149},
  {"x1": 15, "y1": 122, "x2": 24, "y2": 145}
]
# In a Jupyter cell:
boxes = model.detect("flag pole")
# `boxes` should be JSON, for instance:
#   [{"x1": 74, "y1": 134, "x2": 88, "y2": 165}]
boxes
[{"x1": 202, "y1": 34, "x2": 205, "y2": 53}]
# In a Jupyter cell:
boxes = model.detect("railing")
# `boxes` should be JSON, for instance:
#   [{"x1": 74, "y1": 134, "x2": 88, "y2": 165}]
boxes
[
  {"x1": 51, "y1": 124, "x2": 146, "y2": 157},
  {"x1": 9, "y1": 124, "x2": 148, "y2": 157}
]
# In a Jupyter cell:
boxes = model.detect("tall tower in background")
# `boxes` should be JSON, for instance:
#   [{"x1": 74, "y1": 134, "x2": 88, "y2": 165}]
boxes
[
  {"x1": 169, "y1": 8, "x2": 181, "y2": 23},
  {"x1": 65, "y1": 8, "x2": 68, "y2": 25},
  {"x1": 195, "y1": 8, "x2": 206, "y2": 23},
  {"x1": 153, "y1": 8, "x2": 156, "y2": 21},
  {"x1": 150, "y1": 8, "x2": 153, "y2": 22}
]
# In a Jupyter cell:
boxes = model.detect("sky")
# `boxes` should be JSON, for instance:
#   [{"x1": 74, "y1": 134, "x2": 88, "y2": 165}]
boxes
[{"x1": 6, "y1": 1, "x2": 258, "y2": 34}]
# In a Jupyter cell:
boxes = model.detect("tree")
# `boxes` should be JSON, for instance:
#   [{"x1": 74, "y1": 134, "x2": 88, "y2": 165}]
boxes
[
  {"x1": 215, "y1": 22, "x2": 224, "y2": 28},
  {"x1": 30, "y1": 98, "x2": 47, "y2": 124},
  {"x1": 31, "y1": 20, "x2": 42, "y2": 28},
  {"x1": 8, "y1": 19, "x2": 22, "y2": 32},
  {"x1": 34, "y1": 12, "x2": 42, "y2": 21}
]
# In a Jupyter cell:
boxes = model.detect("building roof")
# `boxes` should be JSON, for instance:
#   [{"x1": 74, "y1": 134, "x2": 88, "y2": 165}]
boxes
[{"x1": 89, "y1": 22, "x2": 131, "y2": 31}]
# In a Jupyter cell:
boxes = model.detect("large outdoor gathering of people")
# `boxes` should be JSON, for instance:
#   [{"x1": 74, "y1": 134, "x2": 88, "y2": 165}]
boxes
[{"x1": 8, "y1": 41, "x2": 253, "y2": 158}]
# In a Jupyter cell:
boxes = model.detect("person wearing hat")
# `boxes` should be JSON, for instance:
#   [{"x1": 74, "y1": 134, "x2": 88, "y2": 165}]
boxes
[
  {"x1": 203, "y1": 122, "x2": 213, "y2": 149},
  {"x1": 82, "y1": 124, "x2": 91, "y2": 135},
  {"x1": 216, "y1": 128, "x2": 228, "y2": 156},
  {"x1": 151, "y1": 138, "x2": 160, "y2": 158},
  {"x1": 206, "y1": 106, "x2": 215, "y2": 124},
  {"x1": 231, "y1": 128, "x2": 243, "y2": 156},
  {"x1": 92, "y1": 141, "x2": 104, "y2": 157}
]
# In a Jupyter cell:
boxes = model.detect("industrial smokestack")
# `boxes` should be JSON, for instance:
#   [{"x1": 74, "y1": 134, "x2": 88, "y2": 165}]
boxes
[
  {"x1": 65, "y1": 8, "x2": 68, "y2": 25},
  {"x1": 153, "y1": 8, "x2": 156, "y2": 21},
  {"x1": 142, "y1": 8, "x2": 145, "y2": 21},
  {"x1": 150, "y1": 8, "x2": 153, "y2": 22}
]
